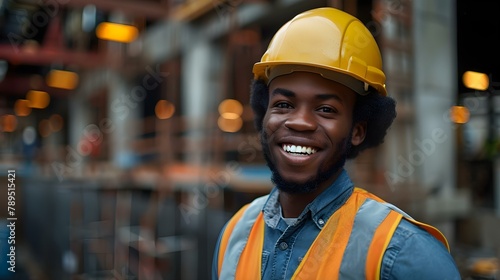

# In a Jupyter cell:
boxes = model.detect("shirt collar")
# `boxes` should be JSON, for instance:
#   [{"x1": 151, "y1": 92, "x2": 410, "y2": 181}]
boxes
[{"x1": 262, "y1": 169, "x2": 354, "y2": 230}]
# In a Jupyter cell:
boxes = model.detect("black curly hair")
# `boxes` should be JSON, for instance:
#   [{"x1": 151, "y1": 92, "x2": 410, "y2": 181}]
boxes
[{"x1": 249, "y1": 79, "x2": 397, "y2": 159}]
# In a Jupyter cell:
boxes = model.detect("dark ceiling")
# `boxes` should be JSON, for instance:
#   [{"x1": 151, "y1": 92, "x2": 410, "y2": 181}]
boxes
[{"x1": 457, "y1": 0, "x2": 500, "y2": 93}]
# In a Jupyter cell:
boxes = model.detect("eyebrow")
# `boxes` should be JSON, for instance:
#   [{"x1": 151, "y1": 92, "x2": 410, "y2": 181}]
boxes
[
  {"x1": 271, "y1": 87, "x2": 344, "y2": 104},
  {"x1": 271, "y1": 87, "x2": 295, "y2": 98}
]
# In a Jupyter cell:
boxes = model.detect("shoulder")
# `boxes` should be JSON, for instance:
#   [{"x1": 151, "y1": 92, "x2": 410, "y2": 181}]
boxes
[
  {"x1": 212, "y1": 195, "x2": 269, "y2": 279},
  {"x1": 220, "y1": 194, "x2": 270, "y2": 238},
  {"x1": 380, "y1": 219, "x2": 461, "y2": 280}
]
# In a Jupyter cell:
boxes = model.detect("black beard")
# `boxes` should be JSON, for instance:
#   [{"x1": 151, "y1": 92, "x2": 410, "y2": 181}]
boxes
[{"x1": 261, "y1": 131, "x2": 352, "y2": 194}]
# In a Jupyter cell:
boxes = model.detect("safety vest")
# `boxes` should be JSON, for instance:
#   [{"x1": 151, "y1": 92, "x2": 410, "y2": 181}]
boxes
[{"x1": 217, "y1": 188, "x2": 449, "y2": 280}]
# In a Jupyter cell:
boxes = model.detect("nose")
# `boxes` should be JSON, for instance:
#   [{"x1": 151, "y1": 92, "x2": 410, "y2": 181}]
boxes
[{"x1": 284, "y1": 107, "x2": 317, "y2": 131}]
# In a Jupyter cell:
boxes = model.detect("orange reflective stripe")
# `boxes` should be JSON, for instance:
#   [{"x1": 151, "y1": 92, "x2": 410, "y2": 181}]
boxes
[
  {"x1": 292, "y1": 192, "x2": 367, "y2": 279},
  {"x1": 365, "y1": 210, "x2": 402, "y2": 280},
  {"x1": 355, "y1": 187, "x2": 385, "y2": 202},
  {"x1": 218, "y1": 204, "x2": 250, "y2": 277},
  {"x1": 235, "y1": 212, "x2": 265, "y2": 280},
  {"x1": 407, "y1": 219, "x2": 450, "y2": 251}
]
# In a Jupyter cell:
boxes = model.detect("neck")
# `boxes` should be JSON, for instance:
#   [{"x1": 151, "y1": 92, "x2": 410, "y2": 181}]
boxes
[
  {"x1": 279, "y1": 191, "x2": 319, "y2": 218},
  {"x1": 279, "y1": 171, "x2": 341, "y2": 218}
]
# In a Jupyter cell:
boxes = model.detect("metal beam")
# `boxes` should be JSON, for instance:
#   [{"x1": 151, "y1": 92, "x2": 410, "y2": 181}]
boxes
[
  {"x1": 63, "y1": 0, "x2": 169, "y2": 20},
  {"x1": 0, "y1": 44, "x2": 111, "y2": 69},
  {"x1": 0, "y1": 75, "x2": 73, "y2": 97}
]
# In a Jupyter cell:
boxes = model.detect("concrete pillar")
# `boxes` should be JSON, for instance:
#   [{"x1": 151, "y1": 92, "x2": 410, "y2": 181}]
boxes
[
  {"x1": 107, "y1": 73, "x2": 140, "y2": 169},
  {"x1": 496, "y1": 157, "x2": 500, "y2": 217},
  {"x1": 181, "y1": 38, "x2": 216, "y2": 165},
  {"x1": 65, "y1": 92, "x2": 92, "y2": 178},
  {"x1": 73, "y1": 69, "x2": 140, "y2": 170},
  {"x1": 413, "y1": 0, "x2": 459, "y2": 240},
  {"x1": 413, "y1": 0, "x2": 456, "y2": 195}
]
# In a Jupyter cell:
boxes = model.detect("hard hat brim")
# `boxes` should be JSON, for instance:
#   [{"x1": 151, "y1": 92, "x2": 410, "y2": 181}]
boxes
[{"x1": 253, "y1": 61, "x2": 387, "y2": 96}]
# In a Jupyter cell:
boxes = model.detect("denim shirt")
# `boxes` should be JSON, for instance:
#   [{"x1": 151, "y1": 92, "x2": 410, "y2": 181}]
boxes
[{"x1": 213, "y1": 169, "x2": 461, "y2": 280}]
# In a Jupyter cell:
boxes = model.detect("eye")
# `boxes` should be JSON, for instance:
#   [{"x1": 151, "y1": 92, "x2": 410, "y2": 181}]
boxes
[
  {"x1": 274, "y1": 102, "x2": 293, "y2": 109},
  {"x1": 317, "y1": 106, "x2": 338, "y2": 114}
]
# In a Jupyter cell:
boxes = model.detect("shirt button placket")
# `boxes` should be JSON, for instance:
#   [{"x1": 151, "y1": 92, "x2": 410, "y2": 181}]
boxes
[
  {"x1": 279, "y1": 241, "x2": 288, "y2": 251},
  {"x1": 318, "y1": 218, "x2": 325, "y2": 228}
]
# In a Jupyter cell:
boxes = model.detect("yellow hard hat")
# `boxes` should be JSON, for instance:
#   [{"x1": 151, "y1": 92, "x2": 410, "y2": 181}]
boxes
[{"x1": 253, "y1": 7, "x2": 387, "y2": 96}]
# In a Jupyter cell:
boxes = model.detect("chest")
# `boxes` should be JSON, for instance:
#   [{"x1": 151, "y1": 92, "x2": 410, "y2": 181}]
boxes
[{"x1": 261, "y1": 218, "x2": 321, "y2": 279}]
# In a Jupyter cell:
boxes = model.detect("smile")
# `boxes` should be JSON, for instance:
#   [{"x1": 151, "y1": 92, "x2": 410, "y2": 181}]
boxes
[{"x1": 282, "y1": 144, "x2": 317, "y2": 155}]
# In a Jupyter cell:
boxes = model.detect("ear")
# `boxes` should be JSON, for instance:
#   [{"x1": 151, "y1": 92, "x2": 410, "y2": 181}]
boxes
[{"x1": 351, "y1": 121, "x2": 367, "y2": 146}]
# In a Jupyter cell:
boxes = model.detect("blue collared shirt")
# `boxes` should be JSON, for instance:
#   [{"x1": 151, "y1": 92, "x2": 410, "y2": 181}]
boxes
[{"x1": 213, "y1": 169, "x2": 461, "y2": 279}]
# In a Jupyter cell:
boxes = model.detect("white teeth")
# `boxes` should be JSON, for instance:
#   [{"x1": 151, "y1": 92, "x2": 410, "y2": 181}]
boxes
[{"x1": 282, "y1": 144, "x2": 317, "y2": 155}]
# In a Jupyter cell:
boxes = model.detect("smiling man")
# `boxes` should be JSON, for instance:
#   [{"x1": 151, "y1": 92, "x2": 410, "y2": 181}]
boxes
[{"x1": 213, "y1": 7, "x2": 460, "y2": 280}]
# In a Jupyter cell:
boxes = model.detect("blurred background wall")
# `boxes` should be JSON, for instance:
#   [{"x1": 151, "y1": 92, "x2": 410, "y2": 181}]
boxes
[{"x1": 0, "y1": 0, "x2": 499, "y2": 279}]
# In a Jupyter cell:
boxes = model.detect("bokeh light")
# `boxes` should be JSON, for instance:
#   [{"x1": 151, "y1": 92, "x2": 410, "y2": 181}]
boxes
[
  {"x1": 217, "y1": 115, "x2": 243, "y2": 133},
  {"x1": 39, "y1": 119, "x2": 51, "y2": 137},
  {"x1": 27, "y1": 90, "x2": 50, "y2": 109},
  {"x1": 463, "y1": 71, "x2": 489, "y2": 91},
  {"x1": 14, "y1": 99, "x2": 32, "y2": 116},
  {"x1": 96, "y1": 22, "x2": 139, "y2": 43},
  {"x1": 46, "y1": 70, "x2": 79, "y2": 90},
  {"x1": 49, "y1": 114, "x2": 64, "y2": 132},
  {"x1": 1, "y1": 114, "x2": 17, "y2": 132},
  {"x1": 23, "y1": 126, "x2": 37, "y2": 145},
  {"x1": 450, "y1": 106, "x2": 470, "y2": 124},
  {"x1": 218, "y1": 99, "x2": 243, "y2": 117},
  {"x1": 155, "y1": 100, "x2": 175, "y2": 119}
]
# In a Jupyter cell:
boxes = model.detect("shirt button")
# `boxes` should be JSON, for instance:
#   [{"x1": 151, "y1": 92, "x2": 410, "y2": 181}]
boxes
[
  {"x1": 279, "y1": 242, "x2": 288, "y2": 251},
  {"x1": 318, "y1": 219, "x2": 325, "y2": 227}
]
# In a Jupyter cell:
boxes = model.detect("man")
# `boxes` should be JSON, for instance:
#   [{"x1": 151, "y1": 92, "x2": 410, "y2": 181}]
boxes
[{"x1": 213, "y1": 7, "x2": 461, "y2": 279}]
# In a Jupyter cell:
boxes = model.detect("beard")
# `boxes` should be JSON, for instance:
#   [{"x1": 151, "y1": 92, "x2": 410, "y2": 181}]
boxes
[{"x1": 261, "y1": 131, "x2": 352, "y2": 194}]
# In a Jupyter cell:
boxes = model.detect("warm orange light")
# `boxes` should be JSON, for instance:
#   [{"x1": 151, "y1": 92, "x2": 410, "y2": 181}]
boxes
[
  {"x1": 96, "y1": 22, "x2": 139, "y2": 43},
  {"x1": 218, "y1": 99, "x2": 243, "y2": 117},
  {"x1": 46, "y1": 70, "x2": 79, "y2": 90},
  {"x1": 14, "y1": 99, "x2": 32, "y2": 116},
  {"x1": 155, "y1": 100, "x2": 175, "y2": 119},
  {"x1": 39, "y1": 119, "x2": 51, "y2": 137},
  {"x1": 49, "y1": 114, "x2": 64, "y2": 132},
  {"x1": 27, "y1": 90, "x2": 50, "y2": 109},
  {"x1": 463, "y1": 71, "x2": 489, "y2": 91},
  {"x1": 1, "y1": 115, "x2": 17, "y2": 132},
  {"x1": 221, "y1": 112, "x2": 240, "y2": 120},
  {"x1": 450, "y1": 106, "x2": 470, "y2": 124},
  {"x1": 218, "y1": 115, "x2": 243, "y2": 133}
]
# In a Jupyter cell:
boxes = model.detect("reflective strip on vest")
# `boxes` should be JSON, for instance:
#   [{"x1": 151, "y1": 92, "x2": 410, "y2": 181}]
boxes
[
  {"x1": 217, "y1": 188, "x2": 449, "y2": 279},
  {"x1": 217, "y1": 204, "x2": 251, "y2": 275},
  {"x1": 339, "y1": 198, "x2": 394, "y2": 279},
  {"x1": 219, "y1": 195, "x2": 268, "y2": 279}
]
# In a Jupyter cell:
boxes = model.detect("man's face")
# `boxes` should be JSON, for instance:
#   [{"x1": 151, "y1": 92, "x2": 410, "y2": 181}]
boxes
[{"x1": 261, "y1": 71, "x2": 362, "y2": 194}]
